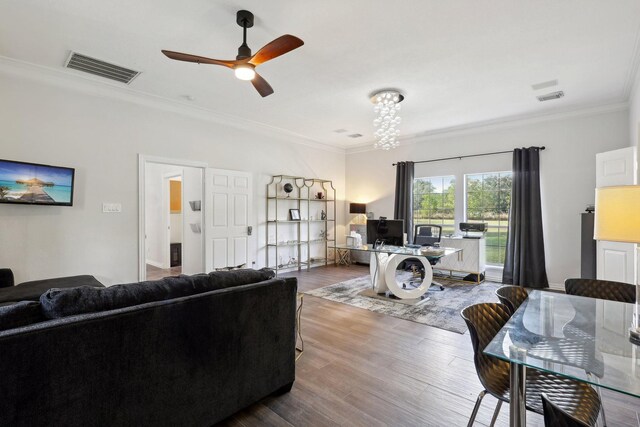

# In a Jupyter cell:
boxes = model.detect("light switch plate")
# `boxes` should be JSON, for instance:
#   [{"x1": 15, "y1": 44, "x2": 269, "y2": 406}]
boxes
[{"x1": 102, "y1": 203, "x2": 122, "y2": 213}]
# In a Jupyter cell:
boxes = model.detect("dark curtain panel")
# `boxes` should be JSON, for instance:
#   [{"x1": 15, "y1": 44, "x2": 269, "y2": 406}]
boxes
[
  {"x1": 503, "y1": 147, "x2": 549, "y2": 288},
  {"x1": 394, "y1": 161, "x2": 414, "y2": 244}
]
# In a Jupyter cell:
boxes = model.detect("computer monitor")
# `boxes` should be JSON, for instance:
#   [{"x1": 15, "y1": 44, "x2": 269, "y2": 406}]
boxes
[{"x1": 367, "y1": 218, "x2": 405, "y2": 246}]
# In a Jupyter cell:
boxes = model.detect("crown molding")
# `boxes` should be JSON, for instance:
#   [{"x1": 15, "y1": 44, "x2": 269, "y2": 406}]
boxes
[
  {"x1": 0, "y1": 55, "x2": 346, "y2": 155},
  {"x1": 346, "y1": 101, "x2": 629, "y2": 155}
]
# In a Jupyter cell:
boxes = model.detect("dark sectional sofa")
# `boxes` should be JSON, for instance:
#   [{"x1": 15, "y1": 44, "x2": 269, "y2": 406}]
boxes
[{"x1": 0, "y1": 268, "x2": 297, "y2": 427}]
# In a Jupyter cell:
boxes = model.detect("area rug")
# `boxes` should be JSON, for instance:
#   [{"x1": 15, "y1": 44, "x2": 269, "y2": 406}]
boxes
[{"x1": 304, "y1": 275, "x2": 502, "y2": 334}]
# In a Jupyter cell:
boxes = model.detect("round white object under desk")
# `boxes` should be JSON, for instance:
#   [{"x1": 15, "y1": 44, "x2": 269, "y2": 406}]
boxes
[
  {"x1": 370, "y1": 252, "x2": 389, "y2": 294},
  {"x1": 383, "y1": 254, "x2": 433, "y2": 299}
]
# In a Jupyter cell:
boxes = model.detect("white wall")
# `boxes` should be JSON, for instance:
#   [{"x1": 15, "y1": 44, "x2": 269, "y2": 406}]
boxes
[
  {"x1": 181, "y1": 167, "x2": 203, "y2": 275},
  {"x1": 346, "y1": 108, "x2": 629, "y2": 287},
  {"x1": 169, "y1": 214, "x2": 182, "y2": 244},
  {"x1": 0, "y1": 72, "x2": 346, "y2": 285}
]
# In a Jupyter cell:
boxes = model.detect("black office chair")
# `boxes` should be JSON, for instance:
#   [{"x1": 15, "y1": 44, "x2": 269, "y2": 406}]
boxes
[
  {"x1": 414, "y1": 224, "x2": 442, "y2": 247},
  {"x1": 564, "y1": 278, "x2": 635, "y2": 303},
  {"x1": 404, "y1": 224, "x2": 444, "y2": 291},
  {"x1": 542, "y1": 393, "x2": 594, "y2": 427},
  {"x1": 460, "y1": 303, "x2": 601, "y2": 427}
]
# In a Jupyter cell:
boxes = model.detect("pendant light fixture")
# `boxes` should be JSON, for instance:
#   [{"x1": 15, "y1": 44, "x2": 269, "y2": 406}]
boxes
[{"x1": 370, "y1": 90, "x2": 404, "y2": 150}]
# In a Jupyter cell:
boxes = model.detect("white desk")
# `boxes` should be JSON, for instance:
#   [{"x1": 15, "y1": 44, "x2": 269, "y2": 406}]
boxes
[{"x1": 335, "y1": 244, "x2": 460, "y2": 300}]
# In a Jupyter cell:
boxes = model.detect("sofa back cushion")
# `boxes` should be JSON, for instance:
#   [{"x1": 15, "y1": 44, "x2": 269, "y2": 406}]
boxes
[
  {"x1": 0, "y1": 301, "x2": 44, "y2": 331},
  {"x1": 40, "y1": 268, "x2": 275, "y2": 319}
]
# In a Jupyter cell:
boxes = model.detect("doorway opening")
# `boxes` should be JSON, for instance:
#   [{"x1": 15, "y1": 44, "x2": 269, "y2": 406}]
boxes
[{"x1": 139, "y1": 155, "x2": 206, "y2": 282}]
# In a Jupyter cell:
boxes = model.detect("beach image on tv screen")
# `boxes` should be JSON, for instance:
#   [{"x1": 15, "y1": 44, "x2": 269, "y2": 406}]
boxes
[{"x1": 0, "y1": 160, "x2": 74, "y2": 205}]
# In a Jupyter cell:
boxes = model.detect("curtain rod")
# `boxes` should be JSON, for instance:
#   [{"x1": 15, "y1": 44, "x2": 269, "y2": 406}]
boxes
[{"x1": 392, "y1": 146, "x2": 546, "y2": 166}]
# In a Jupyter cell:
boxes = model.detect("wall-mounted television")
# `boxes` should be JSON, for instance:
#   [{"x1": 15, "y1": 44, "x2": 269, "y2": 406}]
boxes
[{"x1": 0, "y1": 159, "x2": 75, "y2": 206}]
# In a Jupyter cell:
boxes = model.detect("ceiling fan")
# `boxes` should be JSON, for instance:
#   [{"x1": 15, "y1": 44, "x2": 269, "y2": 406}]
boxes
[{"x1": 162, "y1": 10, "x2": 304, "y2": 97}]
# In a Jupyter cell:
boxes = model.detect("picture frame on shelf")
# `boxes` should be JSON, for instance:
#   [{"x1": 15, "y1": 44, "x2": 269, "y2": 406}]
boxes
[{"x1": 289, "y1": 208, "x2": 301, "y2": 221}]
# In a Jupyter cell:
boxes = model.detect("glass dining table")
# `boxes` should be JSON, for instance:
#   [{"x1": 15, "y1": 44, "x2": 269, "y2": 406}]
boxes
[{"x1": 484, "y1": 290, "x2": 640, "y2": 426}]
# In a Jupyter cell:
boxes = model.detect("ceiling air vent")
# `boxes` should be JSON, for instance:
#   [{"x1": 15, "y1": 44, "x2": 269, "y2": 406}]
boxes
[
  {"x1": 537, "y1": 91, "x2": 564, "y2": 102},
  {"x1": 65, "y1": 52, "x2": 140, "y2": 84}
]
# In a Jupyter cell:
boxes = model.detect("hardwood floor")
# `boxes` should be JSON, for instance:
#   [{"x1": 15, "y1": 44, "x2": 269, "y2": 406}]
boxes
[
  {"x1": 146, "y1": 264, "x2": 181, "y2": 281},
  {"x1": 217, "y1": 264, "x2": 639, "y2": 427}
]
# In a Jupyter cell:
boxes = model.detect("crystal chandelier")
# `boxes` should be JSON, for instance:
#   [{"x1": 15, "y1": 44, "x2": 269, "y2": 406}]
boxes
[{"x1": 371, "y1": 90, "x2": 404, "y2": 150}]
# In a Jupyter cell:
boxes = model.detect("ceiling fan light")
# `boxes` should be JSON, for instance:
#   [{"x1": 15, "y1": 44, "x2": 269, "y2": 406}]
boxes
[{"x1": 234, "y1": 64, "x2": 256, "y2": 81}]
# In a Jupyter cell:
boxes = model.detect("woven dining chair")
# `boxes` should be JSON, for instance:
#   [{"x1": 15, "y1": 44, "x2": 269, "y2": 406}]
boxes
[
  {"x1": 563, "y1": 277, "x2": 635, "y2": 427},
  {"x1": 542, "y1": 393, "x2": 593, "y2": 427},
  {"x1": 460, "y1": 302, "x2": 601, "y2": 427},
  {"x1": 564, "y1": 278, "x2": 635, "y2": 303},
  {"x1": 495, "y1": 285, "x2": 528, "y2": 314}
]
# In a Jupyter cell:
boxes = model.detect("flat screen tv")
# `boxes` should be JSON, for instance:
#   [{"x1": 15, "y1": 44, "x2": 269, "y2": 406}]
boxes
[
  {"x1": 367, "y1": 218, "x2": 405, "y2": 246},
  {"x1": 0, "y1": 159, "x2": 75, "y2": 206}
]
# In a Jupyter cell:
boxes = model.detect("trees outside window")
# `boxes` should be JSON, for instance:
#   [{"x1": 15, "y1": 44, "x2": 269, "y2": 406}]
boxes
[
  {"x1": 413, "y1": 176, "x2": 455, "y2": 236},
  {"x1": 465, "y1": 172, "x2": 512, "y2": 265}
]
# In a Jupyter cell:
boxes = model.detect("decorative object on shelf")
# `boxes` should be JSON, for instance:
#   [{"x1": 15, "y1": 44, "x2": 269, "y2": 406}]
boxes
[
  {"x1": 289, "y1": 208, "x2": 301, "y2": 221},
  {"x1": 315, "y1": 191, "x2": 324, "y2": 200},
  {"x1": 594, "y1": 185, "x2": 640, "y2": 345},
  {"x1": 188, "y1": 200, "x2": 201, "y2": 211},
  {"x1": 321, "y1": 210, "x2": 327, "y2": 220},
  {"x1": 370, "y1": 89, "x2": 404, "y2": 150},
  {"x1": 283, "y1": 183, "x2": 294, "y2": 197}
]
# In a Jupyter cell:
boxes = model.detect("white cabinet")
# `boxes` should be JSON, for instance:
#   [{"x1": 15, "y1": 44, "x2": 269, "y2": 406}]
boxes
[
  {"x1": 437, "y1": 237, "x2": 486, "y2": 279},
  {"x1": 349, "y1": 224, "x2": 369, "y2": 264}
]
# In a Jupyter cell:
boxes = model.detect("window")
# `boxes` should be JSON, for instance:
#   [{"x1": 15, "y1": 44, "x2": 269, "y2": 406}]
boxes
[
  {"x1": 465, "y1": 172, "x2": 512, "y2": 265},
  {"x1": 413, "y1": 176, "x2": 455, "y2": 236}
]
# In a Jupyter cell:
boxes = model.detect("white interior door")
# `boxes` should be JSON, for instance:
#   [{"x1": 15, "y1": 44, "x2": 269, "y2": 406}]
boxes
[
  {"x1": 205, "y1": 168, "x2": 252, "y2": 272},
  {"x1": 595, "y1": 146, "x2": 637, "y2": 283}
]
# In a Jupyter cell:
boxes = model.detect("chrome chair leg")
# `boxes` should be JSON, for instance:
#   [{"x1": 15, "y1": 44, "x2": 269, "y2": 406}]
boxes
[
  {"x1": 467, "y1": 390, "x2": 487, "y2": 427},
  {"x1": 489, "y1": 400, "x2": 503, "y2": 427}
]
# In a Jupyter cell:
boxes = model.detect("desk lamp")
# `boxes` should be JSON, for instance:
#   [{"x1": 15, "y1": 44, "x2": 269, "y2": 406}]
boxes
[
  {"x1": 594, "y1": 185, "x2": 640, "y2": 344},
  {"x1": 349, "y1": 203, "x2": 367, "y2": 224}
]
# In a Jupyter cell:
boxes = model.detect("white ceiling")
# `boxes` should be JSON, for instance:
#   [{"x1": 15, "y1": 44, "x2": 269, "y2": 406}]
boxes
[{"x1": 1, "y1": 1, "x2": 639, "y2": 149}]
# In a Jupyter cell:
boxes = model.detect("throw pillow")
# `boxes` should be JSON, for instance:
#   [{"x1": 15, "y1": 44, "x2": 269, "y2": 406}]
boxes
[
  {"x1": 40, "y1": 269, "x2": 276, "y2": 319},
  {"x1": 0, "y1": 301, "x2": 45, "y2": 331}
]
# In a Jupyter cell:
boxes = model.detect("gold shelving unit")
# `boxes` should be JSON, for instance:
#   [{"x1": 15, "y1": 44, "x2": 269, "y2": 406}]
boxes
[{"x1": 266, "y1": 175, "x2": 337, "y2": 275}]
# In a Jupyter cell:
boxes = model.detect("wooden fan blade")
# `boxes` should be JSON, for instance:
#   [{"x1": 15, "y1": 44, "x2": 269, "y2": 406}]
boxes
[
  {"x1": 161, "y1": 50, "x2": 239, "y2": 68},
  {"x1": 248, "y1": 35, "x2": 304, "y2": 66},
  {"x1": 251, "y1": 73, "x2": 274, "y2": 97}
]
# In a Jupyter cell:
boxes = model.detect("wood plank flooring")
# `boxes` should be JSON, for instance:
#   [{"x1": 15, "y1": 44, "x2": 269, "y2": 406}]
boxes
[{"x1": 216, "y1": 264, "x2": 639, "y2": 427}]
